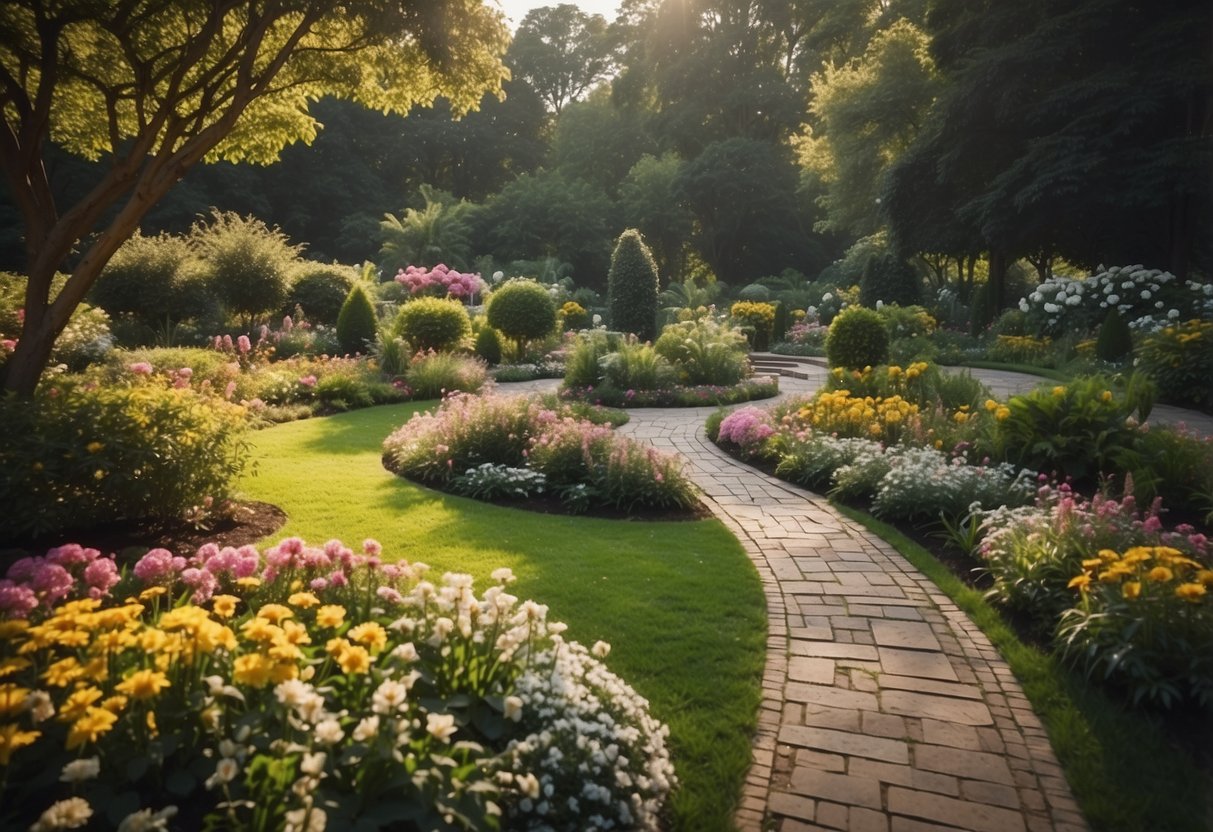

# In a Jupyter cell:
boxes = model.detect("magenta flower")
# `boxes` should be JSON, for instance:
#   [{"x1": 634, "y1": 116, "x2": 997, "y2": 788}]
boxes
[
  {"x1": 83, "y1": 559, "x2": 120, "y2": 599},
  {"x1": 134, "y1": 548, "x2": 187, "y2": 585},
  {"x1": 237, "y1": 335, "x2": 251, "y2": 354},
  {"x1": 0, "y1": 581, "x2": 38, "y2": 617},
  {"x1": 128, "y1": 361, "x2": 153, "y2": 375}
]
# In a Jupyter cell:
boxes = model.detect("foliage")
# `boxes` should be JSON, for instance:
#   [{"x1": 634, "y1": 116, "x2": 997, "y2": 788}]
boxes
[
  {"x1": 600, "y1": 339, "x2": 676, "y2": 392},
  {"x1": 825, "y1": 305, "x2": 890, "y2": 369},
  {"x1": 286, "y1": 264, "x2": 357, "y2": 326},
  {"x1": 451, "y1": 462, "x2": 547, "y2": 500},
  {"x1": 737, "y1": 284, "x2": 771, "y2": 302},
  {"x1": 192, "y1": 212, "x2": 302, "y2": 328},
  {"x1": 91, "y1": 232, "x2": 216, "y2": 336},
  {"x1": 486, "y1": 280, "x2": 558, "y2": 355},
  {"x1": 379, "y1": 187, "x2": 478, "y2": 272},
  {"x1": 561, "y1": 377, "x2": 780, "y2": 409},
  {"x1": 860, "y1": 253, "x2": 921, "y2": 308},
  {"x1": 404, "y1": 351, "x2": 489, "y2": 400},
  {"x1": 620, "y1": 153, "x2": 692, "y2": 280},
  {"x1": 607, "y1": 230, "x2": 660, "y2": 342},
  {"x1": 34, "y1": 303, "x2": 114, "y2": 372},
  {"x1": 654, "y1": 317, "x2": 750, "y2": 386},
  {"x1": 392, "y1": 297, "x2": 472, "y2": 354},
  {"x1": 729, "y1": 301, "x2": 776, "y2": 351},
  {"x1": 509, "y1": 4, "x2": 618, "y2": 115},
  {"x1": 1134, "y1": 320, "x2": 1213, "y2": 410},
  {"x1": 1059, "y1": 545, "x2": 1213, "y2": 708},
  {"x1": 0, "y1": 539, "x2": 676, "y2": 831},
  {"x1": 0, "y1": 372, "x2": 249, "y2": 538},
  {"x1": 988, "y1": 334, "x2": 1054, "y2": 365},
  {"x1": 558, "y1": 301, "x2": 591, "y2": 331},
  {"x1": 1095, "y1": 309, "x2": 1133, "y2": 362},
  {"x1": 473, "y1": 325, "x2": 503, "y2": 366},
  {"x1": 563, "y1": 330, "x2": 620, "y2": 388},
  {"x1": 875, "y1": 303, "x2": 936, "y2": 340},
  {"x1": 335, "y1": 285, "x2": 379, "y2": 356}
]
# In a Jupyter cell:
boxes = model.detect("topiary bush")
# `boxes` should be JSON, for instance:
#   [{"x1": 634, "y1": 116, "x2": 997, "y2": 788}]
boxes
[
  {"x1": 392, "y1": 297, "x2": 472, "y2": 353},
  {"x1": 1096, "y1": 308, "x2": 1133, "y2": 362},
  {"x1": 486, "y1": 279, "x2": 557, "y2": 355},
  {"x1": 287, "y1": 263, "x2": 357, "y2": 325},
  {"x1": 825, "y1": 306, "x2": 890, "y2": 369},
  {"x1": 737, "y1": 283, "x2": 771, "y2": 302},
  {"x1": 335, "y1": 284, "x2": 378, "y2": 355},
  {"x1": 860, "y1": 253, "x2": 921, "y2": 308},
  {"x1": 607, "y1": 229, "x2": 659, "y2": 341},
  {"x1": 474, "y1": 324, "x2": 503, "y2": 365},
  {"x1": 191, "y1": 211, "x2": 301, "y2": 329}
]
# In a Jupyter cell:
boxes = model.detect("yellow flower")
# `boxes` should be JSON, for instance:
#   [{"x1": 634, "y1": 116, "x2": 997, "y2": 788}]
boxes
[
  {"x1": 1175, "y1": 583, "x2": 1207, "y2": 602},
  {"x1": 953, "y1": 411, "x2": 968, "y2": 424},
  {"x1": 1122, "y1": 582, "x2": 1141, "y2": 600},
  {"x1": 236, "y1": 577, "x2": 262, "y2": 590},
  {"x1": 1052, "y1": 386, "x2": 1066, "y2": 397},
  {"x1": 1147, "y1": 566, "x2": 1174, "y2": 583},
  {"x1": 994, "y1": 406, "x2": 1011, "y2": 421},
  {"x1": 984, "y1": 399, "x2": 998, "y2": 412},
  {"x1": 42, "y1": 657, "x2": 84, "y2": 688},
  {"x1": 288, "y1": 592, "x2": 320, "y2": 609},
  {"x1": 0, "y1": 620, "x2": 30, "y2": 640},
  {"x1": 66, "y1": 706, "x2": 117, "y2": 749},
  {"x1": 279, "y1": 620, "x2": 311, "y2": 647},
  {"x1": 256, "y1": 604, "x2": 294, "y2": 624},
  {"x1": 115, "y1": 669, "x2": 171, "y2": 700},
  {"x1": 1098, "y1": 549, "x2": 1120, "y2": 563},
  {"x1": 1067, "y1": 574, "x2": 1091, "y2": 591},
  {"x1": 233, "y1": 654, "x2": 275, "y2": 688},
  {"x1": 0, "y1": 684, "x2": 30, "y2": 717},
  {"x1": 1197, "y1": 570, "x2": 1213, "y2": 586},
  {"x1": 1080, "y1": 558, "x2": 1104, "y2": 570},
  {"x1": 0, "y1": 658, "x2": 31, "y2": 679},
  {"x1": 146, "y1": 711, "x2": 157, "y2": 736},
  {"x1": 336, "y1": 645, "x2": 372, "y2": 675},
  {"x1": 100, "y1": 695, "x2": 128, "y2": 714},
  {"x1": 241, "y1": 618, "x2": 282, "y2": 645},
  {"x1": 316, "y1": 605, "x2": 346, "y2": 629},
  {"x1": 1121, "y1": 547, "x2": 1153, "y2": 565},
  {"x1": 0, "y1": 723, "x2": 40, "y2": 764},
  {"x1": 347, "y1": 622, "x2": 388, "y2": 654},
  {"x1": 139, "y1": 586, "x2": 167, "y2": 601},
  {"x1": 196, "y1": 621, "x2": 237, "y2": 654},
  {"x1": 1100, "y1": 390, "x2": 1112, "y2": 403},
  {"x1": 59, "y1": 687, "x2": 104, "y2": 722},
  {"x1": 86, "y1": 441, "x2": 104, "y2": 453},
  {"x1": 211, "y1": 595, "x2": 240, "y2": 618}
]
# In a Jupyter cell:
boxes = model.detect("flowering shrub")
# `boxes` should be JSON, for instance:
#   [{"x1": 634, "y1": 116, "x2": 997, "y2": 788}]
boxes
[
  {"x1": 558, "y1": 301, "x2": 591, "y2": 331},
  {"x1": 1059, "y1": 545, "x2": 1213, "y2": 707},
  {"x1": 1134, "y1": 319, "x2": 1213, "y2": 410},
  {"x1": 780, "y1": 314, "x2": 829, "y2": 350},
  {"x1": 716, "y1": 407, "x2": 776, "y2": 457},
  {"x1": 452, "y1": 463, "x2": 547, "y2": 500},
  {"x1": 0, "y1": 538, "x2": 676, "y2": 831},
  {"x1": 405, "y1": 350, "x2": 489, "y2": 400},
  {"x1": 987, "y1": 334, "x2": 1054, "y2": 365},
  {"x1": 394, "y1": 263, "x2": 486, "y2": 302},
  {"x1": 870, "y1": 447, "x2": 1032, "y2": 522},
  {"x1": 729, "y1": 301, "x2": 776, "y2": 350},
  {"x1": 795, "y1": 389, "x2": 919, "y2": 444}
]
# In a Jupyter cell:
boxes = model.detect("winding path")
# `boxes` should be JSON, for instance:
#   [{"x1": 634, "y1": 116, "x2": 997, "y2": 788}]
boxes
[{"x1": 506, "y1": 363, "x2": 1212, "y2": 831}]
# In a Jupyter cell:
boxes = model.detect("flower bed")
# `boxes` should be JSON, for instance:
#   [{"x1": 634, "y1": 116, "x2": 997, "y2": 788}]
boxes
[
  {"x1": 560, "y1": 377, "x2": 779, "y2": 409},
  {"x1": 0, "y1": 537, "x2": 675, "y2": 831}
]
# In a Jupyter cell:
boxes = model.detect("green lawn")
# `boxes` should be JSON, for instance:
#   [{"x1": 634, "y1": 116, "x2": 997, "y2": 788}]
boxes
[{"x1": 238, "y1": 402, "x2": 767, "y2": 831}]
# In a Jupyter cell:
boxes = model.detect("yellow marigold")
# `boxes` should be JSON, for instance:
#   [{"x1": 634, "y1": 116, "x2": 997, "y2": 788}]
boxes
[
  {"x1": 269, "y1": 662, "x2": 298, "y2": 684},
  {"x1": 1081, "y1": 558, "x2": 1104, "y2": 570},
  {"x1": 0, "y1": 684, "x2": 30, "y2": 717},
  {"x1": 236, "y1": 577, "x2": 262, "y2": 590},
  {"x1": 241, "y1": 618, "x2": 282, "y2": 645},
  {"x1": 196, "y1": 621, "x2": 237, "y2": 654},
  {"x1": 0, "y1": 620, "x2": 30, "y2": 639},
  {"x1": 81, "y1": 657, "x2": 108, "y2": 684},
  {"x1": 115, "y1": 669, "x2": 171, "y2": 700},
  {"x1": 256, "y1": 604, "x2": 294, "y2": 624},
  {"x1": 100, "y1": 695, "x2": 128, "y2": 714},
  {"x1": 1052, "y1": 386, "x2": 1066, "y2": 397},
  {"x1": 66, "y1": 706, "x2": 117, "y2": 750},
  {"x1": 0, "y1": 723, "x2": 40, "y2": 765},
  {"x1": 279, "y1": 620, "x2": 311, "y2": 647},
  {"x1": 1175, "y1": 583, "x2": 1207, "y2": 602},
  {"x1": 1122, "y1": 582, "x2": 1142, "y2": 600},
  {"x1": 268, "y1": 640, "x2": 303, "y2": 662},
  {"x1": 347, "y1": 622, "x2": 388, "y2": 654},
  {"x1": 953, "y1": 411, "x2": 968, "y2": 424},
  {"x1": 984, "y1": 399, "x2": 998, "y2": 413},
  {"x1": 1098, "y1": 569, "x2": 1125, "y2": 584},
  {"x1": 0, "y1": 658, "x2": 31, "y2": 679},
  {"x1": 995, "y1": 406, "x2": 1011, "y2": 421},
  {"x1": 211, "y1": 595, "x2": 240, "y2": 619},
  {"x1": 1098, "y1": 548, "x2": 1121, "y2": 563},
  {"x1": 42, "y1": 657, "x2": 84, "y2": 688},
  {"x1": 316, "y1": 605, "x2": 346, "y2": 629},
  {"x1": 888, "y1": 365, "x2": 902, "y2": 379},
  {"x1": 336, "y1": 645, "x2": 372, "y2": 675},
  {"x1": 288, "y1": 592, "x2": 320, "y2": 609},
  {"x1": 59, "y1": 687, "x2": 103, "y2": 722},
  {"x1": 139, "y1": 586, "x2": 167, "y2": 601},
  {"x1": 233, "y1": 654, "x2": 275, "y2": 688},
  {"x1": 1197, "y1": 570, "x2": 1213, "y2": 586},
  {"x1": 1147, "y1": 566, "x2": 1174, "y2": 583},
  {"x1": 1067, "y1": 574, "x2": 1091, "y2": 590},
  {"x1": 1121, "y1": 547, "x2": 1153, "y2": 565},
  {"x1": 159, "y1": 606, "x2": 211, "y2": 632},
  {"x1": 139, "y1": 629, "x2": 168, "y2": 653}
]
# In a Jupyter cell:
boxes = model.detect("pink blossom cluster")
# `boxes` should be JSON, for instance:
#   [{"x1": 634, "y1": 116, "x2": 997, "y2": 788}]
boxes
[
  {"x1": 0, "y1": 544, "x2": 120, "y2": 617},
  {"x1": 395, "y1": 264, "x2": 485, "y2": 300},
  {"x1": 718, "y1": 406, "x2": 776, "y2": 450}
]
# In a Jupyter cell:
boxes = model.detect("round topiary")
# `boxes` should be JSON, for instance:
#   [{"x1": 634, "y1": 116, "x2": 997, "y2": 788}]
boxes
[
  {"x1": 392, "y1": 297, "x2": 472, "y2": 353},
  {"x1": 860, "y1": 253, "x2": 921, "y2": 308},
  {"x1": 738, "y1": 283, "x2": 772, "y2": 302},
  {"x1": 474, "y1": 325, "x2": 503, "y2": 366},
  {"x1": 1096, "y1": 309, "x2": 1133, "y2": 362},
  {"x1": 335, "y1": 284, "x2": 378, "y2": 355},
  {"x1": 486, "y1": 279, "x2": 558, "y2": 354},
  {"x1": 826, "y1": 306, "x2": 890, "y2": 369},
  {"x1": 288, "y1": 264, "x2": 357, "y2": 326},
  {"x1": 607, "y1": 229, "x2": 659, "y2": 341}
]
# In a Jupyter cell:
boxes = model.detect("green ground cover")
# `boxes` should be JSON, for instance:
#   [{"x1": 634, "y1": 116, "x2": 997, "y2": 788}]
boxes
[{"x1": 238, "y1": 401, "x2": 767, "y2": 831}]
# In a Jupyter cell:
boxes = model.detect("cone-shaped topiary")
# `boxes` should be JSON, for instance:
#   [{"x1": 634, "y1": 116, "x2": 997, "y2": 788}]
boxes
[
  {"x1": 335, "y1": 284, "x2": 378, "y2": 355},
  {"x1": 608, "y1": 229, "x2": 659, "y2": 342},
  {"x1": 486, "y1": 279, "x2": 557, "y2": 355},
  {"x1": 826, "y1": 306, "x2": 889, "y2": 369},
  {"x1": 1096, "y1": 309, "x2": 1133, "y2": 362}
]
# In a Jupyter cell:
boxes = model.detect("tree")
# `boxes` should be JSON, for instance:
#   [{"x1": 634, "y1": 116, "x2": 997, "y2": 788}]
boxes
[
  {"x1": 608, "y1": 229, "x2": 660, "y2": 341},
  {"x1": 379, "y1": 186, "x2": 478, "y2": 273},
  {"x1": 509, "y1": 4, "x2": 619, "y2": 115},
  {"x1": 620, "y1": 153, "x2": 693, "y2": 280},
  {"x1": 0, "y1": 0, "x2": 508, "y2": 396},
  {"x1": 550, "y1": 88, "x2": 657, "y2": 197}
]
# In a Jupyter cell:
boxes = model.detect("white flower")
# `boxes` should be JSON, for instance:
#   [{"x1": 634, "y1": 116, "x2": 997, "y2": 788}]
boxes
[
  {"x1": 300, "y1": 751, "x2": 327, "y2": 777},
  {"x1": 491, "y1": 567, "x2": 515, "y2": 585},
  {"x1": 314, "y1": 719, "x2": 345, "y2": 745},
  {"x1": 59, "y1": 757, "x2": 100, "y2": 783},
  {"x1": 117, "y1": 806, "x2": 178, "y2": 832},
  {"x1": 1168, "y1": 308, "x2": 1180, "y2": 319},
  {"x1": 372, "y1": 679, "x2": 409, "y2": 715},
  {"x1": 504, "y1": 695, "x2": 524, "y2": 722},
  {"x1": 284, "y1": 806, "x2": 326, "y2": 832},
  {"x1": 1042, "y1": 302, "x2": 1059, "y2": 314},
  {"x1": 591, "y1": 640, "x2": 611, "y2": 659},
  {"x1": 206, "y1": 758, "x2": 240, "y2": 789},
  {"x1": 426, "y1": 713, "x2": 458, "y2": 742},
  {"x1": 353, "y1": 716, "x2": 380, "y2": 742},
  {"x1": 516, "y1": 772, "x2": 541, "y2": 799},
  {"x1": 1141, "y1": 290, "x2": 1151, "y2": 299},
  {"x1": 31, "y1": 797, "x2": 92, "y2": 831}
]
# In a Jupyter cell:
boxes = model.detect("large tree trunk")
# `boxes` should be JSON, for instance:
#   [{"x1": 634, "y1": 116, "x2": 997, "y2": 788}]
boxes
[{"x1": 987, "y1": 249, "x2": 1008, "y2": 315}]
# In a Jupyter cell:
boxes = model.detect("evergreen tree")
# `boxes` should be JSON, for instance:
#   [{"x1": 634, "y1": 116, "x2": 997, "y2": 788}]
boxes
[{"x1": 607, "y1": 230, "x2": 660, "y2": 341}]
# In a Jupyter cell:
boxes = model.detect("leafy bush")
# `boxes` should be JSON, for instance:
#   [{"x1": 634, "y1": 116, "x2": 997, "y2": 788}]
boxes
[
  {"x1": 825, "y1": 306, "x2": 889, "y2": 369},
  {"x1": 987, "y1": 334, "x2": 1054, "y2": 365},
  {"x1": 1134, "y1": 320, "x2": 1213, "y2": 409},
  {"x1": 91, "y1": 232, "x2": 216, "y2": 336},
  {"x1": 1095, "y1": 308, "x2": 1133, "y2": 362},
  {"x1": 737, "y1": 283, "x2": 771, "y2": 302},
  {"x1": 654, "y1": 317, "x2": 749, "y2": 386},
  {"x1": 486, "y1": 279, "x2": 558, "y2": 355},
  {"x1": 473, "y1": 324, "x2": 503, "y2": 365},
  {"x1": 558, "y1": 300, "x2": 591, "y2": 331},
  {"x1": 451, "y1": 462, "x2": 547, "y2": 499},
  {"x1": 860, "y1": 253, "x2": 920, "y2": 308},
  {"x1": 192, "y1": 211, "x2": 301, "y2": 328},
  {"x1": 0, "y1": 373, "x2": 249, "y2": 537},
  {"x1": 404, "y1": 351, "x2": 488, "y2": 400},
  {"x1": 286, "y1": 263, "x2": 357, "y2": 325},
  {"x1": 335, "y1": 284, "x2": 378, "y2": 355},
  {"x1": 392, "y1": 297, "x2": 472, "y2": 353},
  {"x1": 0, "y1": 539, "x2": 676, "y2": 831},
  {"x1": 563, "y1": 330, "x2": 621, "y2": 388},
  {"x1": 607, "y1": 229, "x2": 660, "y2": 341},
  {"x1": 876, "y1": 303, "x2": 936, "y2": 339},
  {"x1": 729, "y1": 301, "x2": 776, "y2": 351},
  {"x1": 600, "y1": 338, "x2": 676, "y2": 391}
]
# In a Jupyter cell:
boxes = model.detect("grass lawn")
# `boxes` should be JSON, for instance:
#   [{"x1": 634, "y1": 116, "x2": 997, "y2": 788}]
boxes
[{"x1": 238, "y1": 401, "x2": 767, "y2": 831}]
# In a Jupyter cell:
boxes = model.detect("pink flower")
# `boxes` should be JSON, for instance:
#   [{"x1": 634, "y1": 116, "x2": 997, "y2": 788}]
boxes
[
  {"x1": 237, "y1": 335, "x2": 251, "y2": 354},
  {"x1": 84, "y1": 559, "x2": 120, "y2": 598},
  {"x1": 46, "y1": 544, "x2": 98, "y2": 568},
  {"x1": 299, "y1": 375, "x2": 317, "y2": 388},
  {"x1": 0, "y1": 339, "x2": 16, "y2": 352},
  {"x1": 363, "y1": 539, "x2": 383, "y2": 557},
  {"x1": 181, "y1": 567, "x2": 218, "y2": 604},
  {"x1": 128, "y1": 361, "x2": 153, "y2": 375},
  {"x1": 134, "y1": 548, "x2": 186, "y2": 584},
  {"x1": 0, "y1": 581, "x2": 38, "y2": 617}
]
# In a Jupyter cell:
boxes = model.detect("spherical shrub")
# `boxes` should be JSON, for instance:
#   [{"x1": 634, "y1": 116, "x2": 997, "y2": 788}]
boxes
[
  {"x1": 474, "y1": 325, "x2": 503, "y2": 365},
  {"x1": 607, "y1": 229, "x2": 659, "y2": 341},
  {"x1": 486, "y1": 279, "x2": 557, "y2": 353},
  {"x1": 1095, "y1": 308, "x2": 1133, "y2": 362},
  {"x1": 192, "y1": 211, "x2": 301, "y2": 326},
  {"x1": 287, "y1": 264, "x2": 357, "y2": 325},
  {"x1": 738, "y1": 283, "x2": 772, "y2": 302},
  {"x1": 392, "y1": 297, "x2": 472, "y2": 353},
  {"x1": 335, "y1": 284, "x2": 378, "y2": 355},
  {"x1": 826, "y1": 306, "x2": 890, "y2": 369}
]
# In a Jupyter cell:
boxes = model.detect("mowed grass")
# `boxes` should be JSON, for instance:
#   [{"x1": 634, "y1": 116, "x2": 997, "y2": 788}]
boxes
[{"x1": 238, "y1": 402, "x2": 767, "y2": 831}]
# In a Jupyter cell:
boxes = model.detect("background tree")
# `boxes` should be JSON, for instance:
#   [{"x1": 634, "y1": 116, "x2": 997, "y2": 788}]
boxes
[
  {"x1": 379, "y1": 186, "x2": 478, "y2": 273},
  {"x1": 0, "y1": 0, "x2": 508, "y2": 395},
  {"x1": 509, "y1": 4, "x2": 619, "y2": 116},
  {"x1": 619, "y1": 152, "x2": 693, "y2": 280}
]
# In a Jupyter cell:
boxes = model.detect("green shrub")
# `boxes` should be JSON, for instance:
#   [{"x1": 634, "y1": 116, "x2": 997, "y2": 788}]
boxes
[
  {"x1": 91, "y1": 231, "x2": 215, "y2": 335},
  {"x1": 192, "y1": 211, "x2": 301, "y2": 328},
  {"x1": 314, "y1": 372, "x2": 374, "y2": 411},
  {"x1": 106, "y1": 347, "x2": 239, "y2": 390},
  {"x1": 563, "y1": 330, "x2": 621, "y2": 388},
  {"x1": 607, "y1": 229, "x2": 659, "y2": 341},
  {"x1": 335, "y1": 285, "x2": 378, "y2": 355},
  {"x1": 559, "y1": 300, "x2": 591, "y2": 331},
  {"x1": 860, "y1": 253, "x2": 920, "y2": 308},
  {"x1": 1134, "y1": 320, "x2": 1213, "y2": 409},
  {"x1": 968, "y1": 282, "x2": 993, "y2": 336},
  {"x1": 287, "y1": 263, "x2": 357, "y2": 325},
  {"x1": 730, "y1": 301, "x2": 776, "y2": 351},
  {"x1": 654, "y1": 318, "x2": 749, "y2": 386},
  {"x1": 737, "y1": 283, "x2": 771, "y2": 302},
  {"x1": 825, "y1": 306, "x2": 890, "y2": 369},
  {"x1": 600, "y1": 339, "x2": 676, "y2": 391},
  {"x1": 486, "y1": 279, "x2": 558, "y2": 355},
  {"x1": 0, "y1": 376, "x2": 249, "y2": 537},
  {"x1": 473, "y1": 325, "x2": 503, "y2": 365},
  {"x1": 772, "y1": 301, "x2": 790, "y2": 344},
  {"x1": 1095, "y1": 309, "x2": 1133, "y2": 362},
  {"x1": 392, "y1": 297, "x2": 471, "y2": 353},
  {"x1": 3, "y1": 274, "x2": 115, "y2": 370},
  {"x1": 877, "y1": 304, "x2": 936, "y2": 339},
  {"x1": 405, "y1": 351, "x2": 489, "y2": 399}
]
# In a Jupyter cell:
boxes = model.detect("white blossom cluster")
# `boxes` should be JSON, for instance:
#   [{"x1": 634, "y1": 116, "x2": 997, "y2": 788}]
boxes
[
  {"x1": 870, "y1": 446, "x2": 1034, "y2": 521},
  {"x1": 500, "y1": 638, "x2": 677, "y2": 832},
  {"x1": 1016, "y1": 265, "x2": 1212, "y2": 335}
]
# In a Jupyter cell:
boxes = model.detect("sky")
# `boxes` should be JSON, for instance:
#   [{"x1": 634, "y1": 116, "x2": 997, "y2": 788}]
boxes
[{"x1": 495, "y1": 0, "x2": 622, "y2": 28}]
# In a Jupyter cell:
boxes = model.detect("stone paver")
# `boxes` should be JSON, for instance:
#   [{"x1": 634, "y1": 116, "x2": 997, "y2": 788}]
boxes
[{"x1": 500, "y1": 367, "x2": 1207, "y2": 830}]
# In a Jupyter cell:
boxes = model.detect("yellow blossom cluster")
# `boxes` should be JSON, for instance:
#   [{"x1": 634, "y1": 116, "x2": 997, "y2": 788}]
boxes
[
  {"x1": 797, "y1": 389, "x2": 919, "y2": 443},
  {"x1": 1068, "y1": 546, "x2": 1213, "y2": 603},
  {"x1": 982, "y1": 398, "x2": 1012, "y2": 421}
]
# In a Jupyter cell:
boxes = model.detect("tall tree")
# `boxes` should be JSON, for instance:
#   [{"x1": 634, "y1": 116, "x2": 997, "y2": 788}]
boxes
[
  {"x1": 509, "y1": 4, "x2": 619, "y2": 116},
  {"x1": 0, "y1": 0, "x2": 508, "y2": 395}
]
